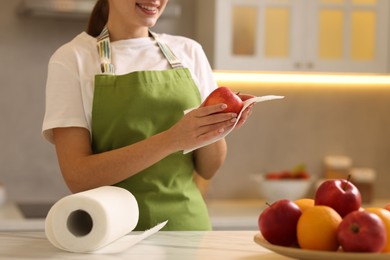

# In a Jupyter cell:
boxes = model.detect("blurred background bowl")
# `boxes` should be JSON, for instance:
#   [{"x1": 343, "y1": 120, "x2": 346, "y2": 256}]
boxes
[{"x1": 252, "y1": 174, "x2": 313, "y2": 203}]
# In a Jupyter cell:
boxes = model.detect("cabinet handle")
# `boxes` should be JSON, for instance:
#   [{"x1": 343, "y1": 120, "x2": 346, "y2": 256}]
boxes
[
  {"x1": 307, "y1": 62, "x2": 314, "y2": 69},
  {"x1": 294, "y1": 62, "x2": 301, "y2": 69}
]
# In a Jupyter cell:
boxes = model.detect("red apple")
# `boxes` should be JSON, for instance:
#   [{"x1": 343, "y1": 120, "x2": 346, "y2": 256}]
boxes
[
  {"x1": 265, "y1": 164, "x2": 310, "y2": 180},
  {"x1": 258, "y1": 199, "x2": 302, "y2": 246},
  {"x1": 203, "y1": 86, "x2": 243, "y2": 114},
  {"x1": 337, "y1": 210, "x2": 386, "y2": 252},
  {"x1": 314, "y1": 178, "x2": 362, "y2": 217},
  {"x1": 265, "y1": 172, "x2": 282, "y2": 180}
]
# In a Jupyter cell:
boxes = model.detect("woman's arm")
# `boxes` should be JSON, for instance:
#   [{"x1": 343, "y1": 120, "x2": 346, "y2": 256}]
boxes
[
  {"x1": 53, "y1": 126, "x2": 176, "y2": 193},
  {"x1": 192, "y1": 139, "x2": 227, "y2": 180},
  {"x1": 53, "y1": 103, "x2": 237, "y2": 193},
  {"x1": 192, "y1": 92, "x2": 255, "y2": 179}
]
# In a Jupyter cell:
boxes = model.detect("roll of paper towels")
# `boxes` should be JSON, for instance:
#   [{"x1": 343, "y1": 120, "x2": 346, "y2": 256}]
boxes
[{"x1": 45, "y1": 186, "x2": 167, "y2": 254}]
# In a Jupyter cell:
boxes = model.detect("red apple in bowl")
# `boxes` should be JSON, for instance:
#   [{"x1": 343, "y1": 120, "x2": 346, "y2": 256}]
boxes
[
  {"x1": 258, "y1": 199, "x2": 302, "y2": 247},
  {"x1": 337, "y1": 210, "x2": 386, "y2": 252},
  {"x1": 203, "y1": 86, "x2": 243, "y2": 114},
  {"x1": 365, "y1": 207, "x2": 390, "y2": 252},
  {"x1": 314, "y1": 178, "x2": 362, "y2": 217}
]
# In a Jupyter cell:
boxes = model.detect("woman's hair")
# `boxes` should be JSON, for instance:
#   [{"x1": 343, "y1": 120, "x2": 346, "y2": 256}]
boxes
[{"x1": 87, "y1": 0, "x2": 109, "y2": 37}]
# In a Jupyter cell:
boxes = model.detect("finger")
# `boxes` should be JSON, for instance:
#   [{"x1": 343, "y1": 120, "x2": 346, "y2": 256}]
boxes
[
  {"x1": 204, "y1": 112, "x2": 237, "y2": 125},
  {"x1": 235, "y1": 108, "x2": 252, "y2": 129},
  {"x1": 235, "y1": 119, "x2": 246, "y2": 129},
  {"x1": 238, "y1": 93, "x2": 256, "y2": 101},
  {"x1": 195, "y1": 103, "x2": 228, "y2": 117},
  {"x1": 197, "y1": 117, "x2": 237, "y2": 137},
  {"x1": 241, "y1": 104, "x2": 253, "y2": 117},
  {"x1": 191, "y1": 108, "x2": 237, "y2": 128},
  {"x1": 246, "y1": 106, "x2": 253, "y2": 117},
  {"x1": 235, "y1": 114, "x2": 248, "y2": 128}
]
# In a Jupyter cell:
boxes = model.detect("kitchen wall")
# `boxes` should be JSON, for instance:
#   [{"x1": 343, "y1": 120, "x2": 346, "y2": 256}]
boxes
[
  {"x1": 1, "y1": 1, "x2": 389, "y2": 203},
  {"x1": 0, "y1": 1, "x2": 83, "y2": 202},
  {"x1": 206, "y1": 83, "x2": 390, "y2": 200}
]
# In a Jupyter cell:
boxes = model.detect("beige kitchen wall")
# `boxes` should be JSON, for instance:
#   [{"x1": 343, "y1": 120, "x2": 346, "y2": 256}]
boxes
[
  {"x1": 1, "y1": 1, "x2": 389, "y2": 203},
  {"x1": 206, "y1": 82, "x2": 390, "y2": 200},
  {"x1": 0, "y1": 1, "x2": 84, "y2": 202}
]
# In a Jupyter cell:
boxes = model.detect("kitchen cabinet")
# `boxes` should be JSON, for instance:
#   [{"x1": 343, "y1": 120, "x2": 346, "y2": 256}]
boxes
[{"x1": 196, "y1": 0, "x2": 389, "y2": 73}]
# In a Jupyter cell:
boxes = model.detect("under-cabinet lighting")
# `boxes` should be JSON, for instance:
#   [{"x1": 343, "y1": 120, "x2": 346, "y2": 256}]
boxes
[{"x1": 213, "y1": 71, "x2": 390, "y2": 86}]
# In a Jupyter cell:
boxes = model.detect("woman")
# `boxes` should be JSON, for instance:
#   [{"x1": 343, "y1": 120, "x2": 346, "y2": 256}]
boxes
[{"x1": 42, "y1": 0, "x2": 253, "y2": 231}]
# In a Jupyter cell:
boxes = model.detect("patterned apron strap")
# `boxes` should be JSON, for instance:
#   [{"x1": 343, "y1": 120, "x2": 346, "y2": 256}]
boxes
[
  {"x1": 97, "y1": 26, "x2": 115, "y2": 75},
  {"x1": 149, "y1": 30, "x2": 184, "y2": 69},
  {"x1": 96, "y1": 26, "x2": 183, "y2": 73}
]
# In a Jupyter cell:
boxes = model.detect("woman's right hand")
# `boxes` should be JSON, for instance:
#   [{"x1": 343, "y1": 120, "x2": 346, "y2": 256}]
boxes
[{"x1": 166, "y1": 103, "x2": 238, "y2": 152}]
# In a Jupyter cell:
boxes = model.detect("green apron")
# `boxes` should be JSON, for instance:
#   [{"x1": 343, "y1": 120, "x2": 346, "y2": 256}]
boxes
[{"x1": 91, "y1": 27, "x2": 211, "y2": 231}]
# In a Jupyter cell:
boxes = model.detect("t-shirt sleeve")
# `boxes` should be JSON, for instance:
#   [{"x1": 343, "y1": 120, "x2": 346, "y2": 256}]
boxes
[
  {"x1": 143, "y1": 34, "x2": 217, "y2": 102},
  {"x1": 189, "y1": 42, "x2": 218, "y2": 102},
  {"x1": 42, "y1": 58, "x2": 88, "y2": 143}
]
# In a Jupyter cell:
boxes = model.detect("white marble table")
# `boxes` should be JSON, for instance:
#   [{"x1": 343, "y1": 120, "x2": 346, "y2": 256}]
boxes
[{"x1": 0, "y1": 231, "x2": 290, "y2": 260}]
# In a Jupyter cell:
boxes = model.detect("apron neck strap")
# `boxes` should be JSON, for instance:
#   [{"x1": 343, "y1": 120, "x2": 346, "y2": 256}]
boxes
[
  {"x1": 148, "y1": 31, "x2": 184, "y2": 69},
  {"x1": 97, "y1": 26, "x2": 115, "y2": 75},
  {"x1": 96, "y1": 26, "x2": 183, "y2": 74}
]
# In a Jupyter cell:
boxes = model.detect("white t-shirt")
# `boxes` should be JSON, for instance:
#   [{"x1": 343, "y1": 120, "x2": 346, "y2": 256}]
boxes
[{"x1": 42, "y1": 32, "x2": 218, "y2": 143}]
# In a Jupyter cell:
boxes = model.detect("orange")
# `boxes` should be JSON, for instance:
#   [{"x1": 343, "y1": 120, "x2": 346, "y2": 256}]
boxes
[
  {"x1": 365, "y1": 207, "x2": 390, "y2": 252},
  {"x1": 297, "y1": 205, "x2": 342, "y2": 251},
  {"x1": 294, "y1": 198, "x2": 315, "y2": 212}
]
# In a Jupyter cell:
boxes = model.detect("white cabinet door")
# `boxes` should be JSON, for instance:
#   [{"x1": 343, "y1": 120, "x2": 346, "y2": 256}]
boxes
[
  {"x1": 214, "y1": 0, "x2": 304, "y2": 71},
  {"x1": 305, "y1": 0, "x2": 389, "y2": 72},
  {"x1": 201, "y1": 0, "x2": 389, "y2": 72}
]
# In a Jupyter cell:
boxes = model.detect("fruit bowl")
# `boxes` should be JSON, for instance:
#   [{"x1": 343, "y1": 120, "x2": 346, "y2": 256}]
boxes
[
  {"x1": 254, "y1": 233, "x2": 390, "y2": 260},
  {"x1": 252, "y1": 174, "x2": 313, "y2": 202}
]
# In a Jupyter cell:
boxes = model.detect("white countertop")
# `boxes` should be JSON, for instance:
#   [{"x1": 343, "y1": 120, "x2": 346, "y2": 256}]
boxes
[
  {"x1": 1, "y1": 199, "x2": 389, "y2": 259},
  {"x1": 0, "y1": 200, "x2": 278, "y2": 259},
  {"x1": 0, "y1": 230, "x2": 289, "y2": 259}
]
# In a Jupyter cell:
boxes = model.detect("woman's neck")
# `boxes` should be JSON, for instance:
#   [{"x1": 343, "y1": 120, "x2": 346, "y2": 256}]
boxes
[{"x1": 107, "y1": 22, "x2": 149, "y2": 41}]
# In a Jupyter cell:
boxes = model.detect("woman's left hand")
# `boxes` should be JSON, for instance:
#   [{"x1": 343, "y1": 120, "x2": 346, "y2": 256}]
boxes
[{"x1": 235, "y1": 93, "x2": 256, "y2": 129}]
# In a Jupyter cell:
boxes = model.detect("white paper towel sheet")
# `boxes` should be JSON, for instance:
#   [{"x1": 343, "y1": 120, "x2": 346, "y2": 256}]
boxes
[
  {"x1": 183, "y1": 95, "x2": 284, "y2": 154},
  {"x1": 45, "y1": 186, "x2": 167, "y2": 254}
]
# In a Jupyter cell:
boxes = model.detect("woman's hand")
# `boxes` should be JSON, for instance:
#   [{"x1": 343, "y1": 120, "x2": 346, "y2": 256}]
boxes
[
  {"x1": 167, "y1": 92, "x2": 256, "y2": 151},
  {"x1": 166, "y1": 103, "x2": 237, "y2": 152},
  {"x1": 235, "y1": 93, "x2": 256, "y2": 129}
]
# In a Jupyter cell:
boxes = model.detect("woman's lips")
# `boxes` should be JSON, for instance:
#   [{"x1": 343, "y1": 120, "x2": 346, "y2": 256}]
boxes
[{"x1": 137, "y1": 3, "x2": 159, "y2": 15}]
